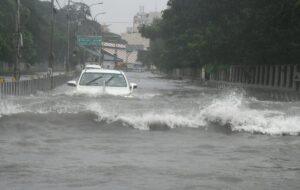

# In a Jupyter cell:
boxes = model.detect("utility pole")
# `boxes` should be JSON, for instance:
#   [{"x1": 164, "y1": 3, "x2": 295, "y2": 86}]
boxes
[
  {"x1": 14, "y1": 0, "x2": 21, "y2": 81},
  {"x1": 66, "y1": 0, "x2": 71, "y2": 73},
  {"x1": 93, "y1": 12, "x2": 105, "y2": 66},
  {"x1": 48, "y1": 0, "x2": 54, "y2": 89},
  {"x1": 114, "y1": 43, "x2": 118, "y2": 69}
]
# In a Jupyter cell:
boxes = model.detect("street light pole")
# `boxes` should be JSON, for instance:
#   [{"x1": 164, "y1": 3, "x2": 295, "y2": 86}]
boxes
[
  {"x1": 13, "y1": 0, "x2": 21, "y2": 81},
  {"x1": 66, "y1": 0, "x2": 71, "y2": 73},
  {"x1": 48, "y1": 0, "x2": 54, "y2": 89},
  {"x1": 93, "y1": 12, "x2": 105, "y2": 66},
  {"x1": 67, "y1": 1, "x2": 103, "y2": 70}
]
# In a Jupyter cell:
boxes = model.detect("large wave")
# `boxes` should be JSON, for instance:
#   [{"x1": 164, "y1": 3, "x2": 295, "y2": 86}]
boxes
[
  {"x1": 197, "y1": 92, "x2": 300, "y2": 135},
  {"x1": 1, "y1": 92, "x2": 300, "y2": 136},
  {"x1": 87, "y1": 93, "x2": 300, "y2": 135}
]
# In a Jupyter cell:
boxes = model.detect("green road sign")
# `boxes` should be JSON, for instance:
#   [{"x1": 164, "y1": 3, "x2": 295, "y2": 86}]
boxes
[{"x1": 77, "y1": 35, "x2": 102, "y2": 46}]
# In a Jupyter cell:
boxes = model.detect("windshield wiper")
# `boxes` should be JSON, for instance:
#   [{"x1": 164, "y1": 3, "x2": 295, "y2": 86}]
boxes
[
  {"x1": 86, "y1": 76, "x2": 103, "y2": 85},
  {"x1": 104, "y1": 76, "x2": 114, "y2": 85}
]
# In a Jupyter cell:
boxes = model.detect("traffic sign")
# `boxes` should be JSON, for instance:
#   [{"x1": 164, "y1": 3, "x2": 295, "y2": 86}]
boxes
[{"x1": 77, "y1": 35, "x2": 102, "y2": 46}]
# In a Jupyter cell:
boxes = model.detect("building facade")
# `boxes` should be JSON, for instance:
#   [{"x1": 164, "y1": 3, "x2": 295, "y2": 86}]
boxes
[
  {"x1": 121, "y1": 8, "x2": 162, "y2": 50},
  {"x1": 120, "y1": 8, "x2": 162, "y2": 67}
]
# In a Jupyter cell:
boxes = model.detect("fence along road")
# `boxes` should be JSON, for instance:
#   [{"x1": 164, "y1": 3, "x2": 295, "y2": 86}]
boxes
[{"x1": 0, "y1": 73, "x2": 77, "y2": 97}]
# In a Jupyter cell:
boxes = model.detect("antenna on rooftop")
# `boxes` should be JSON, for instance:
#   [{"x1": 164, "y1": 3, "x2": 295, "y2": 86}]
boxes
[{"x1": 139, "y1": 6, "x2": 145, "y2": 14}]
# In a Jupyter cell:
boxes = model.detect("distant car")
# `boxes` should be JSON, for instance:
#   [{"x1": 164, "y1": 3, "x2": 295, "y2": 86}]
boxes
[
  {"x1": 84, "y1": 64, "x2": 102, "y2": 70},
  {"x1": 67, "y1": 68, "x2": 137, "y2": 96}
]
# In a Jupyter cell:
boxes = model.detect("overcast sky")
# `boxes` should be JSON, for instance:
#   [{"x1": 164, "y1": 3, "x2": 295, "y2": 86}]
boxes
[{"x1": 56, "y1": 0, "x2": 169, "y2": 34}]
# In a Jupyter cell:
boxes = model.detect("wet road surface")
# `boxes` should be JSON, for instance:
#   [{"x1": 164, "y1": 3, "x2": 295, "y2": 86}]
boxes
[{"x1": 0, "y1": 72, "x2": 300, "y2": 190}]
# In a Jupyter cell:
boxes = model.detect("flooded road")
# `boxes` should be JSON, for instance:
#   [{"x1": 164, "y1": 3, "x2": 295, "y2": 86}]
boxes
[{"x1": 0, "y1": 72, "x2": 300, "y2": 190}]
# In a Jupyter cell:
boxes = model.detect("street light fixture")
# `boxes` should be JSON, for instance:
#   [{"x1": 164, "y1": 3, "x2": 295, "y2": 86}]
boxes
[
  {"x1": 87, "y1": 3, "x2": 104, "y2": 20},
  {"x1": 92, "y1": 12, "x2": 106, "y2": 66},
  {"x1": 93, "y1": 12, "x2": 106, "y2": 21},
  {"x1": 69, "y1": 1, "x2": 103, "y2": 19},
  {"x1": 66, "y1": 1, "x2": 103, "y2": 72},
  {"x1": 70, "y1": 0, "x2": 103, "y2": 7},
  {"x1": 88, "y1": 2, "x2": 103, "y2": 8}
]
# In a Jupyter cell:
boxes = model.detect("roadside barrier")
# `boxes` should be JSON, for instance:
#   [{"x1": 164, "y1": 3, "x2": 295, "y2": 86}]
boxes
[
  {"x1": 209, "y1": 64, "x2": 300, "y2": 92},
  {"x1": 0, "y1": 76, "x2": 4, "y2": 84},
  {"x1": 0, "y1": 73, "x2": 77, "y2": 97},
  {"x1": 171, "y1": 66, "x2": 300, "y2": 101}
]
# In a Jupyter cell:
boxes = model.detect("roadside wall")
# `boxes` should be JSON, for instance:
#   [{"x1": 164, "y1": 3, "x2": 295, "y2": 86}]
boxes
[
  {"x1": 171, "y1": 68, "x2": 205, "y2": 80},
  {"x1": 209, "y1": 65, "x2": 300, "y2": 91},
  {"x1": 171, "y1": 65, "x2": 300, "y2": 101},
  {"x1": 0, "y1": 72, "x2": 77, "y2": 97},
  {"x1": 208, "y1": 64, "x2": 300, "y2": 101}
]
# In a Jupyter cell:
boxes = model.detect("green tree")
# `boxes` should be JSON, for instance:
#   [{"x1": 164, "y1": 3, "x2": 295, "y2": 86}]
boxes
[
  {"x1": 0, "y1": 0, "x2": 16, "y2": 64},
  {"x1": 0, "y1": 0, "x2": 120, "y2": 70},
  {"x1": 140, "y1": 0, "x2": 300, "y2": 72}
]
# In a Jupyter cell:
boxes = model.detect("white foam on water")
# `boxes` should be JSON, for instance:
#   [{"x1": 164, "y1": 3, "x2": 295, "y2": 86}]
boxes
[
  {"x1": 0, "y1": 100, "x2": 24, "y2": 118},
  {"x1": 119, "y1": 112, "x2": 201, "y2": 130},
  {"x1": 87, "y1": 102, "x2": 119, "y2": 123},
  {"x1": 1, "y1": 91, "x2": 300, "y2": 136},
  {"x1": 0, "y1": 97, "x2": 83, "y2": 118},
  {"x1": 85, "y1": 102, "x2": 202, "y2": 130},
  {"x1": 198, "y1": 92, "x2": 300, "y2": 135},
  {"x1": 30, "y1": 103, "x2": 83, "y2": 115},
  {"x1": 86, "y1": 92, "x2": 300, "y2": 135}
]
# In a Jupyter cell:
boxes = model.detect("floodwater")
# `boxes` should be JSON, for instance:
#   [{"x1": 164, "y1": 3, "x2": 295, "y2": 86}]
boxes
[{"x1": 0, "y1": 72, "x2": 300, "y2": 190}]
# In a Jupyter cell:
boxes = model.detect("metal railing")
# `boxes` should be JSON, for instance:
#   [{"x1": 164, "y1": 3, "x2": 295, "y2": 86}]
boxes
[
  {"x1": 0, "y1": 73, "x2": 77, "y2": 97},
  {"x1": 209, "y1": 64, "x2": 300, "y2": 92}
]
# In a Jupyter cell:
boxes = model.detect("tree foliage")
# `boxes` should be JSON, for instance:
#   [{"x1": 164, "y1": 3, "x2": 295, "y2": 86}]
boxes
[
  {"x1": 140, "y1": 0, "x2": 300, "y2": 71},
  {"x1": 0, "y1": 0, "x2": 16, "y2": 63},
  {"x1": 0, "y1": 0, "x2": 104, "y2": 69}
]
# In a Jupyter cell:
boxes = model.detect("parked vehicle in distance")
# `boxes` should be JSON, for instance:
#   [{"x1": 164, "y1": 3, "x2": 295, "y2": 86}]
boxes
[
  {"x1": 84, "y1": 64, "x2": 102, "y2": 70},
  {"x1": 67, "y1": 68, "x2": 137, "y2": 96}
]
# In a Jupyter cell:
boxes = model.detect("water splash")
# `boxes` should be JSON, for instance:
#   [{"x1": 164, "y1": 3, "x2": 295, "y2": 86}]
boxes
[
  {"x1": 0, "y1": 100, "x2": 24, "y2": 118},
  {"x1": 198, "y1": 92, "x2": 300, "y2": 135},
  {"x1": 1, "y1": 91, "x2": 300, "y2": 135}
]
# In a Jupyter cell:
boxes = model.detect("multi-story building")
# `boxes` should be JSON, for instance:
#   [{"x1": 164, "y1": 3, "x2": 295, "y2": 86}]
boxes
[
  {"x1": 132, "y1": 7, "x2": 162, "y2": 33},
  {"x1": 122, "y1": 7, "x2": 162, "y2": 50},
  {"x1": 120, "y1": 7, "x2": 162, "y2": 68}
]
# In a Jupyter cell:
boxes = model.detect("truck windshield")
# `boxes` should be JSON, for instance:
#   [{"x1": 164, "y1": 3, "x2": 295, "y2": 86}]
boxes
[{"x1": 79, "y1": 73, "x2": 127, "y2": 87}]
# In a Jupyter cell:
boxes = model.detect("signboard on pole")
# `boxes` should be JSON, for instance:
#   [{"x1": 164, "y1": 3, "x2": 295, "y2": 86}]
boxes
[{"x1": 77, "y1": 35, "x2": 102, "y2": 46}]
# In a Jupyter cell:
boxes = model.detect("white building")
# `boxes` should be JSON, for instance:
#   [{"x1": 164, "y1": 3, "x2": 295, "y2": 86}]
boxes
[
  {"x1": 102, "y1": 50, "x2": 122, "y2": 69},
  {"x1": 119, "y1": 7, "x2": 162, "y2": 67},
  {"x1": 102, "y1": 42, "x2": 127, "y2": 63},
  {"x1": 131, "y1": 7, "x2": 162, "y2": 33},
  {"x1": 121, "y1": 7, "x2": 162, "y2": 50},
  {"x1": 121, "y1": 33, "x2": 149, "y2": 50}
]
